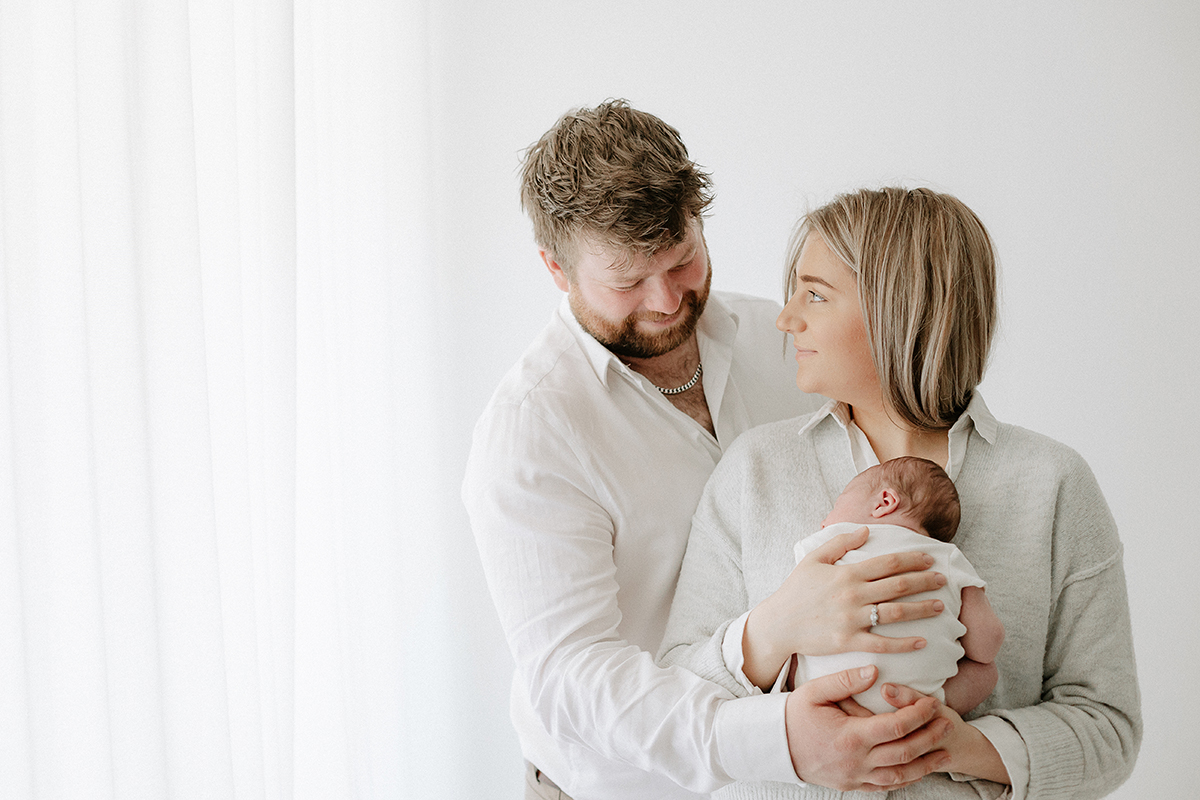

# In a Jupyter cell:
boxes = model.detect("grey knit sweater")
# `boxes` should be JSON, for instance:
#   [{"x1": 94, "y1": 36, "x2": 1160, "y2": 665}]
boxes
[{"x1": 659, "y1": 411, "x2": 1141, "y2": 800}]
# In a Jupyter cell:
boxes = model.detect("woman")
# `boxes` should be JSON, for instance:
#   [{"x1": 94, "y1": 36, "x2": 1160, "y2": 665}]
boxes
[{"x1": 658, "y1": 188, "x2": 1141, "y2": 798}]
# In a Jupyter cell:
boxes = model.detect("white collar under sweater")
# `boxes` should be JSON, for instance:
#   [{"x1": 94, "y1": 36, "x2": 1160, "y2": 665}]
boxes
[{"x1": 796, "y1": 392, "x2": 1000, "y2": 480}]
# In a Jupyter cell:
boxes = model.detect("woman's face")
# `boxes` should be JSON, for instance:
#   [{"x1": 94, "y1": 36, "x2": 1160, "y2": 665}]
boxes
[{"x1": 775, "y1": 233, "x2": 879, "y2": 406}]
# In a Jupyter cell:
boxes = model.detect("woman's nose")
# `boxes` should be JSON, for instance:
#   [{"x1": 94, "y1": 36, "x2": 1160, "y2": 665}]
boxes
[{"x1": 776, "y1": 295, "x2": 805, "y2": 333}]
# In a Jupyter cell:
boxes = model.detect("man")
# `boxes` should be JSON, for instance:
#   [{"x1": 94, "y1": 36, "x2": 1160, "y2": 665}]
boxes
[{"x1": 463, "y1": 100, "x2": 949, "y2": 800}]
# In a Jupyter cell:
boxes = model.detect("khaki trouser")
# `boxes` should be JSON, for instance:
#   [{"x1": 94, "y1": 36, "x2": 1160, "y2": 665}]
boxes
[{"x1": 524, "y1": 761, "x2": 575, "y2": 800}]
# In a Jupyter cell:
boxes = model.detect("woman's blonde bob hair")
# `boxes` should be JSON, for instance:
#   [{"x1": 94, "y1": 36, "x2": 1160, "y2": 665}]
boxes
[{"x1": 785, "y1": 187, "x2": 997, "y2": 430}]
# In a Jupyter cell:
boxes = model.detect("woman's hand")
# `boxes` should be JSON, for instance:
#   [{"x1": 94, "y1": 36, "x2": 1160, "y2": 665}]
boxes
[
  {"x1": 742, "y1": 526, "x2": 947, "y2": 689},
  {"x1": 880, "y1": 683, "x2": 1010, "y2": 785}
]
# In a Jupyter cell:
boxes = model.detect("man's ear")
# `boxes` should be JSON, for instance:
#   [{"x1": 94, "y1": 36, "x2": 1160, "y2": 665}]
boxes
[
  {"x1": 871, "y1": 487, "x2": 901, "y2": 519},
  {"x1": 540, "y1": 251, "x2": 571, "y2": 293}
]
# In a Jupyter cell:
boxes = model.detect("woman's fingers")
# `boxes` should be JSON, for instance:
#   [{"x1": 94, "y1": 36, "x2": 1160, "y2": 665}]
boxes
[
  {"x1": 878, "y1": 569, "x2": 946, "y2": 598},
  {"x1": 856, "y1": 632, "x2": 929, "y2": 655},
  {"x1": 808, "y1": 525, "x2": 870, "y2": 564},
  {"x1": 853, "y1": 549, "x2": 934, "y2": 581},
  {"x1": 781, "y1": 529, "x2": 945, "y2": 658},
  {"x1": 846, "y1": 599, "x2": 945, "y2": 654},
  {"x1": 878, "y1": 598, "x2": 944, "y2": 624},
  {"x1": 855, "y1": 558, "x2": 946, "y2": 597}
]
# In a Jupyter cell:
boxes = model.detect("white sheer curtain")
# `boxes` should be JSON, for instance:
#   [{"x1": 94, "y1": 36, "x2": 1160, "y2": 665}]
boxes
[{"x1": 0, "y1": 1, "x2": 437, "y2": 797}]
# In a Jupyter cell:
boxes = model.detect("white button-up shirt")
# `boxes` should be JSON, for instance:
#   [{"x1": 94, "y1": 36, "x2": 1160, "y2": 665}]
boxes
[{"x1": 463, "y1": 292, "x2": 821, "y2": 800}]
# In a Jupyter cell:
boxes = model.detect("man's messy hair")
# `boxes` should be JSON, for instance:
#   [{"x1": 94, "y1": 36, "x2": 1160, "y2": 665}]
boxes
[{"x1": 520, "y1": 99, "x2": 713, "y2": 273}]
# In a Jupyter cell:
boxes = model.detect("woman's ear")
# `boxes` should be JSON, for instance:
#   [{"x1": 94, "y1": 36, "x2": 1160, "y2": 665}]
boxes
[{"x1": 871, "y1": 487, "x2": 901, "y2": 519}]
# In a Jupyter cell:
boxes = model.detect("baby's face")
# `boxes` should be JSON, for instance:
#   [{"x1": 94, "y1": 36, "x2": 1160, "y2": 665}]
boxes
[{"x1": 821, "y1": 478, "x2": 877, "y2": 528}]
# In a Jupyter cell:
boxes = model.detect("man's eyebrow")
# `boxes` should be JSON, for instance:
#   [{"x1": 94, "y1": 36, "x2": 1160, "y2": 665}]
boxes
[
  {"x1": 605, "y1": 240, "x2": 698, "y2": 275},
  {"x1": 603, "y1": 250, "x2": 641, "y2": 275}
]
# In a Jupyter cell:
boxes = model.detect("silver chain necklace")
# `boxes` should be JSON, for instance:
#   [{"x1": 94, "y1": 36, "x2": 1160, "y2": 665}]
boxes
[{"x1": 655, "y1": 362, "x2": 702, "y2": 395}]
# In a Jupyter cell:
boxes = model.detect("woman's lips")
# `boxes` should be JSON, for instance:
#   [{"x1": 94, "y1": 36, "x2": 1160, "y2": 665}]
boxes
[{"x1": 794, "y1": 347, "x2": 816, "y2": 361}]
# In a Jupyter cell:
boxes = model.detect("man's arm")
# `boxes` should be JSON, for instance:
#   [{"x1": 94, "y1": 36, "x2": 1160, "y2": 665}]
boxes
[{"x1": 464, "y1": 403, "x2": 749, "y2": 792}]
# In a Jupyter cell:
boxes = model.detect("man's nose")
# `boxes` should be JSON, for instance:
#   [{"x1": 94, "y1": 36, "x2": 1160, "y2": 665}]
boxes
[{"x1": 644, "y1": 277, "x2": 683, "y2": 314}]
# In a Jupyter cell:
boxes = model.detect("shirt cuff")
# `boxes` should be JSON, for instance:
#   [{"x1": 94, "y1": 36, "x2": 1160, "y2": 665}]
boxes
[
  {"x1": 714, "y1": 692, "x2": 801, "y2": 785},
  {"x1": 721, "y1": 610, "x2": 761, "y2": 695},
  {"x1": 947, "y1": 716, "x2": 1029, "y2": 797}
]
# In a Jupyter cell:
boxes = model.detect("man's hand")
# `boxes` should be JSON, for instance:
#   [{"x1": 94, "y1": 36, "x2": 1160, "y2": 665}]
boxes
[
  {"x1": 880, "y1": 682, "x2": 1010, "y2": 785},
  {"x1": 785, "y1": 666, "x2": 951, "y2": 791}
]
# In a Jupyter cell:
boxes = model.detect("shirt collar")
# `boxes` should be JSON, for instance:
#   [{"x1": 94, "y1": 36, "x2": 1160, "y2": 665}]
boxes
[
  {"x1": 952, "y1": 390, "x2": 998, "y2": 444},
  {"x1": 555, "y1": 295, "x2": 619, "y2": 387},
  {"x1": 798, "y1": 392, "x2": 997, "y2": 440},
  {"x1": 796, "y1": 391, "x2": 999, "y2": 478},
  {"x1": 796, "y1": 398, "x2": 845, "y2": 438}
]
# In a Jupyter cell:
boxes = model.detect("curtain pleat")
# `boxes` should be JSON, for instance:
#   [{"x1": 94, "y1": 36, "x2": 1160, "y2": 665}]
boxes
[{"x1": 0, "y1": 1, "x2": 435, "y2": 798}]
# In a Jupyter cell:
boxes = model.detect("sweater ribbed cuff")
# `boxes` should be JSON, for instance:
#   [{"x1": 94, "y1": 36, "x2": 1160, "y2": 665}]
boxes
[
  {"x1": 997, "y1": 707, "x2": 1083, "y2": 800},
  {"x1": 965, "y1": 715, "x2": 1029, "y2": 797}
]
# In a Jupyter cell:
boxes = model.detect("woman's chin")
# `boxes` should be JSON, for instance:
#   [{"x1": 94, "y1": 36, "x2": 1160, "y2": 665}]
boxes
[{"x1": 794, "y1": 375, "x2": 821, "y2": 396}]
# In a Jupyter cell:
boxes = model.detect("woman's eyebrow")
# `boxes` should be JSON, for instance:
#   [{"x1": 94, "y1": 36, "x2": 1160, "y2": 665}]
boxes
[{"x1": 798, "y1": 274, "x2": 838, "y2": 290}]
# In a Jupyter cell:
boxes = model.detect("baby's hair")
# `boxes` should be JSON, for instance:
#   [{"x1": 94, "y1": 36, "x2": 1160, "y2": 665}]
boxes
[{"x1": 860, "y1": 456, "x2": 960, "y2": 542}]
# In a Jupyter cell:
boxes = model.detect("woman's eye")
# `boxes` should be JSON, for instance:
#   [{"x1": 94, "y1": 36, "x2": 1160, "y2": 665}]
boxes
[{"x1": 808, "y1": 290, "x2": 826, "y2": 302}]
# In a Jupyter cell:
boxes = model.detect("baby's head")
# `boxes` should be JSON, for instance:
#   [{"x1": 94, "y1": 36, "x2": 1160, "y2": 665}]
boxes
[{"x1": 823, "y1": 456, "x2": 961, "y2": 542}]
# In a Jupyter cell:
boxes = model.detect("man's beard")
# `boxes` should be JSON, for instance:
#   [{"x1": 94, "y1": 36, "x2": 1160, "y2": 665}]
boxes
[{"x1": 570, "y1": 265, "x2": 712, "y2": 359}]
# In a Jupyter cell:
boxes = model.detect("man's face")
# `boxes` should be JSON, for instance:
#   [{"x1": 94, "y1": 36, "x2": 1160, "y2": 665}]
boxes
[{"x1": 558, "y1": 220, "x2": 712, "y2": 359}]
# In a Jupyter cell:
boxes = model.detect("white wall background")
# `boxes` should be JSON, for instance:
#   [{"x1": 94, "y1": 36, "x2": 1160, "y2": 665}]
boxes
[{"x1": 433, "y1": 2, "x2": 1199, "y2": 798}]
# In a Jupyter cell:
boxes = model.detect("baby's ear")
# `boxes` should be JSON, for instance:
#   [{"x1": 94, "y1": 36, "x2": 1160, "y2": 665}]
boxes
[{"x1": 871, "y1": 487, "x2": 900, "y2": 519}]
